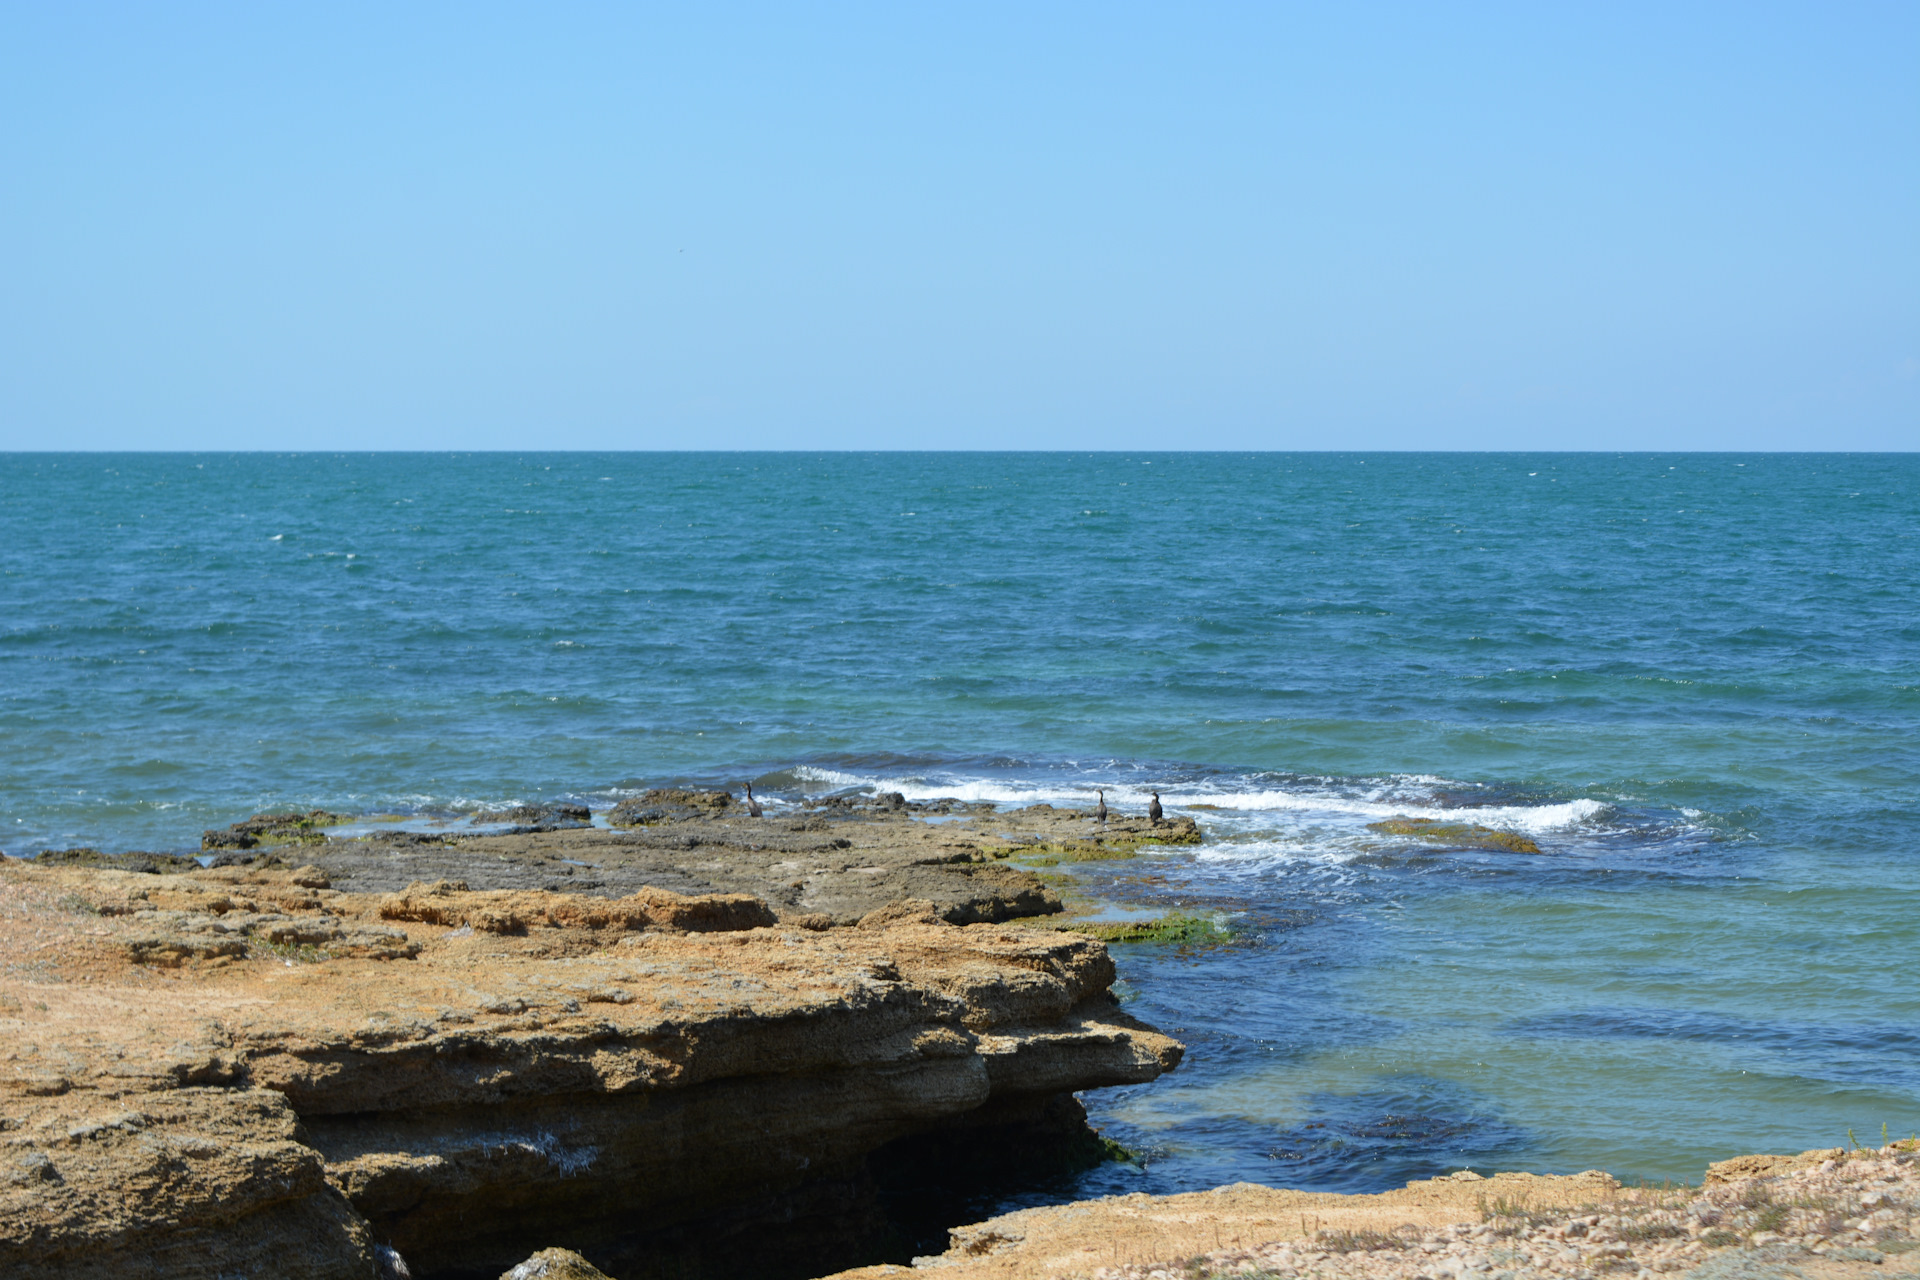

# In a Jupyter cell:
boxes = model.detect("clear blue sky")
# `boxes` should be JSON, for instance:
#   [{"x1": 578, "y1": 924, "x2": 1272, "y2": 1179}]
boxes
[{"x1": 1, "y1": 3, "x2": 1914, "y2": 450}]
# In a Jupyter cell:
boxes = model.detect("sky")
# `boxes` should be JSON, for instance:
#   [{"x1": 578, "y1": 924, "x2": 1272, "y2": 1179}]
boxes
[{"x1": 0, "y1": 2, "x2": 1914, "y2": 451}]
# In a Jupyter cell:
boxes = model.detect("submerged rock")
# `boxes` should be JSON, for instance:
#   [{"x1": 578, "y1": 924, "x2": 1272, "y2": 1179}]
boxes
[
  {"x1": 1059, "y1": 911, "x2": 1235, "y2": 946},
  {"x1": 1366, "y1": 816, "x2": 1542, "y2": 854}
]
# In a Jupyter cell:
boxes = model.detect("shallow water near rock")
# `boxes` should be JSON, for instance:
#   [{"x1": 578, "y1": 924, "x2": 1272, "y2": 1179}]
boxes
[{"x1": 3, "y1": 451, "x2": 1917, "y2": 1217}]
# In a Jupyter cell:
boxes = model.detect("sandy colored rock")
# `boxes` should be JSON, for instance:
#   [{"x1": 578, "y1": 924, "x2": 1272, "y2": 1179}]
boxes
[
  {"x1": 822, "y1": 1170, "x2": 1624, "y2": 1280},
  {"x1": 293, "y1": 799, "x2": 1197, "y2": 928},
  {"x1": 0, "y1": 853, "x2": 1179, "y2": 1278},
  {"x1": 0, "y1": 1083, "x2": 375, "y2": 1279},
  {"x1": 1704, "y1": 1146, "x2": 1846, "y2": 1183},
  {"x1": 375, "y1": 879, "x2": 777, "y2": 934},
  {"x1": 824, "y1": 1146, "x2": 1920, "y2": 1280}
]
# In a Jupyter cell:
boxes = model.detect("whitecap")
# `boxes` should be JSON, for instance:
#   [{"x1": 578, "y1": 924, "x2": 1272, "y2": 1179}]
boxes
[
  {"x1": 790, "y1": 765, "x2": 1103, "y2": 808},
  {"x1": 784, "y1": 765, "x2": 1606, "y2": 834},
  {"x1": 1164, "y1": 790, "x2": 1607, "y2": 835}
]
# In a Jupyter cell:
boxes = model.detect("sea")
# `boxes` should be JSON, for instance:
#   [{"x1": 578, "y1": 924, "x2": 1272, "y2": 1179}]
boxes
[{"x1": 3, "y1": 451, "x2": 1916, "y2": 1209}]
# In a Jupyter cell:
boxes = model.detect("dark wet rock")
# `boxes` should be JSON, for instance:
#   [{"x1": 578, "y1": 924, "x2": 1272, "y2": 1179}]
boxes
[
  {"x1": 803, "y1": 792, "x2": 985, "y2": 817},
  {"x1": 202, "y1": 810, "x2": 343, "y2": 851},
  {"x1": 235, "y1": 810, "x2": 345, "y2": 838},
  {"x1": 38, "y1": 848, "x2": 201, "y2": 874},
  {"x1": 608, "y1": 789, "x2": 733, "y2": 827},
  {"x1": 118, "y1": 851, "x2": 203, "y2": 874},
  {"x1": 34, "y1": 848, "x2": 111, "y2": 866},
  {"x1": 906, "y1": 798, "x2": 964, "y2": 814},
  {"x1": 377, "y1": 879, "x2": 778, "y2": 935},
  {"x1": 360, "y1": 831, "x2": 453, "y2": 848},
  {"x1": 206, "y1": 849, "x2": 283, "y2": 869},
  {"x1": 471, "y1": 804, "x2": 592, "y2": 826},
  {"x1": 802, "y1": 795, "x2": 864, "y2": 812}
]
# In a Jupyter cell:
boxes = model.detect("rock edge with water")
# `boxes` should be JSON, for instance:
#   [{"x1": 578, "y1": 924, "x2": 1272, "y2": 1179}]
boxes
[
  {"x1": 0, "y1": 839, "x2": 1181, "y2": 1278},
  {"x1": 823, "y1": 1143, "x2": 1919, "y2": 1280}
]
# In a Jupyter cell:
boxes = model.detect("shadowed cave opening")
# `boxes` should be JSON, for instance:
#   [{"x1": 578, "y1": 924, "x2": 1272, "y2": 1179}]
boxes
[{"x1": 416, "y1": 1093, "x2": 1121, "y2": 1280}]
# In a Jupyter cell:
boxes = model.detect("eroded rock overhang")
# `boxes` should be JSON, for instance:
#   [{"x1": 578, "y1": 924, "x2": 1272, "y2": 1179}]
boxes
[{"x1": 0, "y1": 858, "x2": 1181, "y2": 1279}]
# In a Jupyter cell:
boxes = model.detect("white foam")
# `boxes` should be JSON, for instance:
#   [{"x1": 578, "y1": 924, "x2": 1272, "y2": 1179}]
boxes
[
  {"x1": 1190, "y1": 839, "x2": 1370, "y2": 883},
  {"x1": 789, "y1": 766, "x2": 872, "y2": 788},
  {"x1": 787, "y1": 766, "x2": 1605, "y2": 835},
  {"x1": 1170, "y1": 791, "x2": 1607, "y2": 835},
  {"x1": 384, "y1": 793, "x2": 531, "y2": 815},
  {"x1": 790, "y1": 765, "x2": 1095, "y2": 807}
]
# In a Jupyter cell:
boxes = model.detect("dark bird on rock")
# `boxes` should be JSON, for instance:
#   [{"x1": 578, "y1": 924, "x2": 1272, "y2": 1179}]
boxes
[
  {"x1": 1095, "y1": 789, "x2": 1108, "y2": 824},
  {"x1": 1147, "y1": 790, "x2": 1163, "y2": 825},
  {"x1": 744, "y1": 782, "x2": 763, "y2": 818}
]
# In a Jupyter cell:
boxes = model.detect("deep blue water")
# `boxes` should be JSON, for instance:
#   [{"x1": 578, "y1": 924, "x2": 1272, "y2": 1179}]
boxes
[{"x1": 3, "y1": 451, "x2": 1917, "y2": 1196}]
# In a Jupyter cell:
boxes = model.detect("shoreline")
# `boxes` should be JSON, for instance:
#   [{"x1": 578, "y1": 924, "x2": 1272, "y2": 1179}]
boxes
[
  {"x1": 6, "y1": 793, "x2": 1914, "y2": 1278},
  {"x1": 827, "y1": 1143, "x2": 1920, "y2": 1280},
  {"x1": 0, "y1": 794, "x2": 1190, "y2": 1279}
]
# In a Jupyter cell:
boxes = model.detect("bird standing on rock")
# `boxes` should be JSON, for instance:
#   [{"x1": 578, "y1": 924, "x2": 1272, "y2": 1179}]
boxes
[
  {"x1": 744, "y1": 782, "x2": 763, "y2": 818},
  {"x1": 1094, "y1": 789, "x2": 1108, "y2": 824},
  {"x1": 1148, "y1": 791, "x2": 1163, "y2": 825}
]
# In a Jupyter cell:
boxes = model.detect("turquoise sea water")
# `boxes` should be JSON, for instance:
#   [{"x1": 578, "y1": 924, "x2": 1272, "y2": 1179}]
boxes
[{"x1": 3, "y1": 451, "x2": 1917, "y2": 1198}]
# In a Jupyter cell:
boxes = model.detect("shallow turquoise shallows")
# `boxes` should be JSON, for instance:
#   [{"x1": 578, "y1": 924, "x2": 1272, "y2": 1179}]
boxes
[{"x1": 3, "y1": 452, "x2": 1916, "y2": 1203}]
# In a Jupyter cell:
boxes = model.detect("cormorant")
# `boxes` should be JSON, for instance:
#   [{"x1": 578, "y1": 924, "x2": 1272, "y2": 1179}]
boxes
[
  {"x1": 1147, "y1": 790, "x2": 1163, "y2": 825},
  {"x1": 744, "y1": 782, "x2": 763, "y2": 818},
  {"x1": 1094, "y1": 789, "x2": 1108, "y2": 824}
]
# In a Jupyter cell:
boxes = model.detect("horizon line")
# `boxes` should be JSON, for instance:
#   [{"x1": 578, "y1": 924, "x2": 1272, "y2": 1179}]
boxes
[{"x1": 5, "y1": 448, "x2": 1917, "y2": 457}]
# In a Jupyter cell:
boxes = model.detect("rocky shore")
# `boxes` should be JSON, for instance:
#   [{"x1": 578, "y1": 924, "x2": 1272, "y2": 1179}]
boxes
[
  {"x1": 255, "y1": 791, "x2": 1199, "y2": 928},
  {"x1": 831, "y1": 1144, "x2": 1919, "y2": 1280},
  {"x1": 9, "y1": 791, "x2": 1911, "y2": 1280},
  {"x1": 1, "y1": 795, "x2": 1190, "y2": 1279}
]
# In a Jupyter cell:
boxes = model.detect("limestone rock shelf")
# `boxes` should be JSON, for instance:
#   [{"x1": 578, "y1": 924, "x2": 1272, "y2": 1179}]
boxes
[{"x1": 0, "y1": 844, "x2": 1180, "y2": 1279}]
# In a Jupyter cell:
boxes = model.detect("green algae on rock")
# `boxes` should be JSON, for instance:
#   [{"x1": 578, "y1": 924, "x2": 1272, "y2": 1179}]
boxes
[
  {"x1": 202, "y1": 810, "x2": 346, "y2": 852},
  {"x1": 990, "y1": 816, "x2": 1204, "y2": 866},
  {"x1": 35, "y1": 848, "x2": 203, "y2": 874},
  {"x1": 1054, "y1": 911, "x2": 1236, "y2": 946},
  {"x1": 1366, "y1": 816, "x2": 1541, "y2": 854}
]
